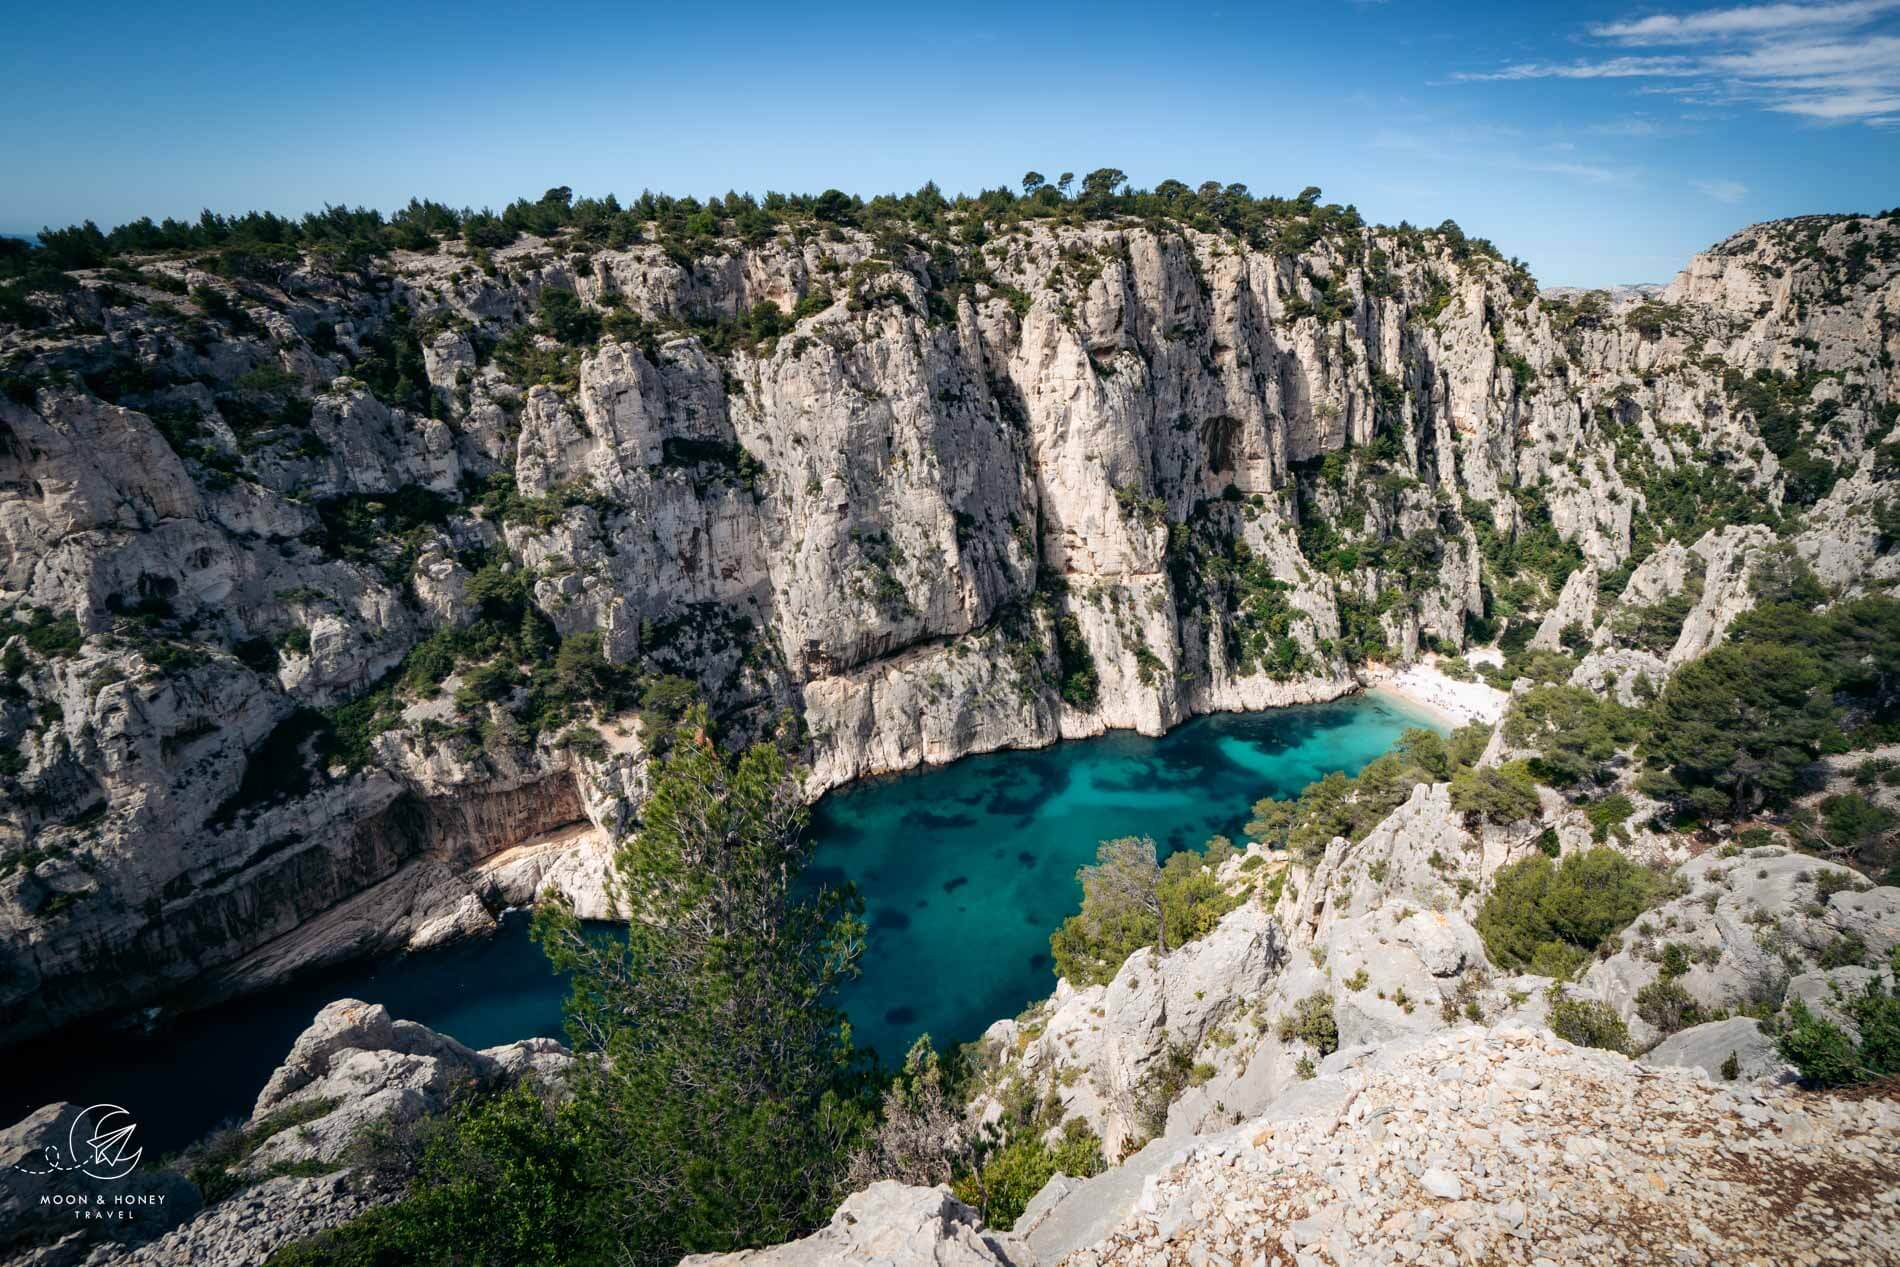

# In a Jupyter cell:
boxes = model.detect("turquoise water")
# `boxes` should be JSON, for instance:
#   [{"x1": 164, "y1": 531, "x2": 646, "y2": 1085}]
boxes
[
  {"x1": 1, "y1": 693, "x2": 1434, "y2": 1155},
  {"x1": 806, "y1": 693, "x2": 1438, "y2": 1057}
]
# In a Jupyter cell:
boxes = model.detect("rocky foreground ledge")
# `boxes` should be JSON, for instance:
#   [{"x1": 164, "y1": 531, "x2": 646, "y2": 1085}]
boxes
[
  {"x1": 694, "y1": 1027, "x2": 1900, "y2": 1267},
  {"x1": 1, "y1": 1000, "x2": 570, "y2": 1267},
  {"x1": 8, "y1": 1005, "x2": 1895, "y2": 1265}
]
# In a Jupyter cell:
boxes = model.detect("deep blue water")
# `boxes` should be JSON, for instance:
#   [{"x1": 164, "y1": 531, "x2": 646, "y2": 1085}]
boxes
[{"x1": 1, "y1": 693, "x2": 1435, "y2": 1155}]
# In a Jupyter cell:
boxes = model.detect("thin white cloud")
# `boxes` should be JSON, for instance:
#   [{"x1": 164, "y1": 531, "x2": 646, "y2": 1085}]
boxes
[
  {"x1": 1453, "y1": 56, "x2": 1699, "y2": 81},
  {"x1": 1528, "y1": 160, "x2": 1624, "y2": 182},
  {"x1": 1593, "y1": 0, "x2": 1900, "y2": 43},
  {"x1": 1456, "y1": 1, "x2": 1900, "y2": 124},
  {"x1": 1775, "y1": 88, "x2": 1900, "y2": 114},
  {"x1": 1693, "y1": 178, "x2": 1750, "y2": 201},
  {"x1": 1370, "y1": 127, "x2": 1636, "y2": 185},
  {"x1": 1584, "y1": 116, "x2": 1665, "y2": 136},
  {"x1": 1707, "y1": 34, "x2": 1900, "y2": 77}
]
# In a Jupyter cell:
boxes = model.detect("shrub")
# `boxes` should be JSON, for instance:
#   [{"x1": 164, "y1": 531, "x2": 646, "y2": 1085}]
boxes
[
  {"x1": 1634, "y1": 978, "x2": 1702, "y2": 1036},
  {"x1": 1644, "y1": 642, "x2": 1835, "y2": 817},
  {"x1": 536, "y1": 286, "x2": 600, "y2": 345},
  {"x1": 1781, "y1": 1010, "x2": 1861, "y2": 1087},
  {"x1": 1477, "y1": 848, "x2": 1656, "y2": 976},
  {"x1": 950, "y1": 1121, "x2": 1104, "y2": 1231},
  {"x1": 492, "y1": 326, "x2": 580, "y2": 391},
  {"x1": 1612, "y1": 585, "x2": 1699, "y2": 655},
  {"x1": 1053, "y1": 614, "x2": 1099, "y2": 708},
  {"x1": 1246, "y1": 728, "x2": 1470, "y2": 863},
  {"x1": 1, "y1": 608, "x2": 85, "y2": 659},
  {"x1": 183, "y1": 1096, "x2": 343, "y2": 1204},
  {"x1": 1275, "y1": 991, "x2": 1339, "y2": 1057},
  {"x1": 1817, "y1": 933, "x2": 1869, "y2": 970},
  {"x1": 1547, "y1": 993, "x2": 1631, "y2": 1053},
  {"x1": 1049, "y1": 839, "x2": 1161, "y2": 987},
  {"x1": 1540, "y1": 848, "x2": 1657, "y2": 947},
  {"x1": 266, "y1": 1086, "x2": 613, "y2": 1266},
  {"x1": 1585, "y1": 793, "x2": 1635, "y2": 842},
  {"x1": 1049, "y1": 835, "x2": 1237, "y2": 987},
  {"x1": 1812, "y1": 794, "x2": 1897, "y2": 856},
  {"x1": 846, "y1": 1038, "x2": 977, "y2": 1192},
  {"x1": 1449, "y1": 762, "x2": 1541, "y2": 824},
  {"x1": 1129, "y1": 1043, "x2": 1196, "y2": 1141},
  {"x1": 1158, "y1": 839, "x2": 1242, "y2": 944},
  {"x1": 1502, "y1": 685, "x2": 1637, "y2": 786},
  {"x1": 1814, "y1": 870, "x2": 1868, "y2": 903}
]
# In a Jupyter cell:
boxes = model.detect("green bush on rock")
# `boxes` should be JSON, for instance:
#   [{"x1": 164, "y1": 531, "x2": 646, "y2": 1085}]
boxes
[
  {"x1": 1547, "y1": 992, "x2": 1632, "y2": 1054},
  {"x1": 1777, "y1": 979, "x2": 1900, "y2": 1087},
  {"x1": 1247, "y1": 725, "x2": 1493, "y2": 863},
  {"x1": 950, "y1": 1120, "x2": 1104, "y2": 1231},
  {"x1": 268, "y1": 1087, "x2": 612, "y2": 1267},
  {"x1": 1449, "y1": 762, "x2": 1541, "y2": 824},
  {"x1": 1477, "y1": 848, "x2": 1657, "y2": 979},
  {"x1": 1049, "y1": 835, "x2": 1241, "y2": 987}
]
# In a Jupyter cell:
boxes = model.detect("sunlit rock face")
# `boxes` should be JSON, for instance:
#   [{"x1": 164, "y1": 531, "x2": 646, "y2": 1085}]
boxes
[{"x1": 1, "y1": 208, "x2": 1894, "y2": 1042}]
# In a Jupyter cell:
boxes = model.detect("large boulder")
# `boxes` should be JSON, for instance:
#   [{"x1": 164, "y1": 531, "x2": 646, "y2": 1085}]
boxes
[
  {"x1": 243, "y1": 998, "x2": 570, "y2": 1172},
  {"x1": 677, "y1": 1182, "x2": 1019, "y2": 1266},
  {"x1": 1639, "y1": 1017, "x2": 1791, "y2": 1084}
]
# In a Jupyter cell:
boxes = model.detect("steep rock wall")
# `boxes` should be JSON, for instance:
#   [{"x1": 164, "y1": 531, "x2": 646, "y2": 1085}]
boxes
[{"x1": 0, "y1": 209, "x2": 1894, "y2": 1042}]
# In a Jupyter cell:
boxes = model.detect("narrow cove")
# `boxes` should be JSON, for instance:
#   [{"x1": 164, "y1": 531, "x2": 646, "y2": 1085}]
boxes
[{"x1": 1, "y1": 692, "x2": 1440, "y2": 1155}]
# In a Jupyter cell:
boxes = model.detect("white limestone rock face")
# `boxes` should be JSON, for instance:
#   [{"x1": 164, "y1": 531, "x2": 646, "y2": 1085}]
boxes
[
  {"x1": 973, "y1": 784, "x2": 1510, "y2": 1161},
  {"x1": 1666, "y1": 525, "x2": 1775, "y2": 668},
  {"x1": 1578, "y1": 845, "x2": 1899, "y2": 1050},
  {"x1": 1529, "y1": 563, "x2": 1597, "y2": 651},
  {"x1": 973, "y1": 898, "x2": 1288, "y2": 1161},
  {"x1": 226, "y1": 998, "x2": 572, "y2": 1179},
  {"x1": 677, "y1": 1182, "x2": 1018, "y2": 1267},
  {"x1": 3, "y1": 209, "x2": 1897, "y2": 1048},
  {"x1": 1639, "y1": 1016, "x2": 1790, "y2": 1083},
  {"x1": 246, "y1": 999, "x2": 500, "y2": 1171}
]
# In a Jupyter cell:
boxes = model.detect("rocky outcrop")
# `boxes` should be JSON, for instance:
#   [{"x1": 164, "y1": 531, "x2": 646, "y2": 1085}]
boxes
[
  {"x1": 717, "y1": 1027, "x2": 1900, "y2": 1266},
  {"x1": 1055, "y1": 1026, "x2": 1900, "y2": 1267},
  {"x1": 1580, "y1": 845, "x2": 1900, "y2": 1050},
  {"x1": 971, "y1": 783, "x2": 1535, "y2": 1160},
  {"x1": 239, "y1": 998, "x2": 568, "y2": 1173},
  {"x1": 3, "y1": 206, "x2": 1895, "y2": 1045},
  {"x1": 0, "y1": 999, "x2": 572, "y2": 1266},
  {"x1": 974, "y1": 897, "x2": 1287, "y2": 1160},
  {"x1": 679, "y1": 1183, "x2": 1023, "y2": 1267},
  {"x1": 0, "y1": 1103, "x2": 201, "y2": 1266}
]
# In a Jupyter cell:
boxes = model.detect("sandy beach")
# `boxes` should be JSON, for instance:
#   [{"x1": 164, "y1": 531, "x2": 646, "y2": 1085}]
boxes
[{"x1": 1367, "y1": 657, "x2": 1509, "y2": 728}]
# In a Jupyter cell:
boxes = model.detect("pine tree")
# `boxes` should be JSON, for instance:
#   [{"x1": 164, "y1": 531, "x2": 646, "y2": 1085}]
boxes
[{"x1": 533, "y1": 706, "x2": 869, "y2": 1262}]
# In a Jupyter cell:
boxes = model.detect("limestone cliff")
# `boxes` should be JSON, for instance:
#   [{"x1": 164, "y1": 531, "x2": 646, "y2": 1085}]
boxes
[{"x1": 1, "y1": 203, "x2": 1895, "y2": 1044}]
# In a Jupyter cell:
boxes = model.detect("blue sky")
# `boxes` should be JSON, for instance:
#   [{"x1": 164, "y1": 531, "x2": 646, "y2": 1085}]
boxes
[{"x1": 2, "y1": 0, "x2": 1894, "y2": 286}]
